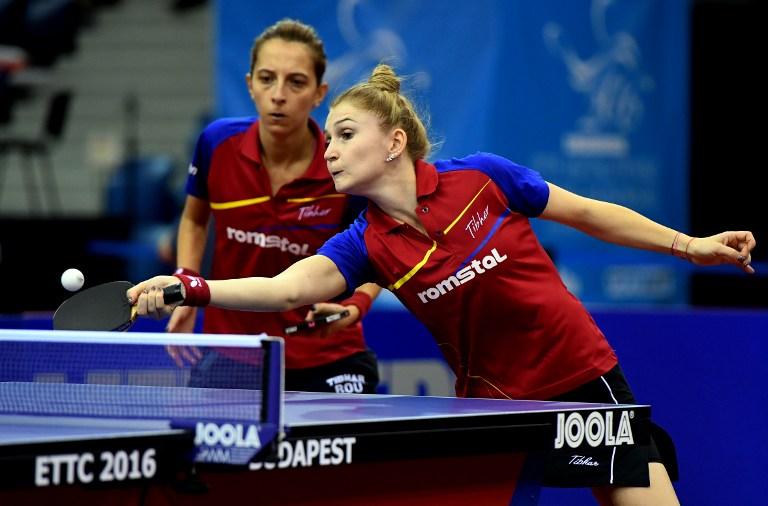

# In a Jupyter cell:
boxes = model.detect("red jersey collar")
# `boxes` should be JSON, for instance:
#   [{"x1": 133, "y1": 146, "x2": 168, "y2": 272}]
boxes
[
  {"x1": 238, "y1": 117, "x2": 329, "y2": 180},
  {"x1": 367, "y1": 159, "x2": 438, "y2": 233}
]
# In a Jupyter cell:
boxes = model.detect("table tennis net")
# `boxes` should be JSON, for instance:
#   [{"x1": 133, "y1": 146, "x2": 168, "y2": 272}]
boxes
[{"x1": 0, "y1": 330, "x2": 284, "y2": 426}]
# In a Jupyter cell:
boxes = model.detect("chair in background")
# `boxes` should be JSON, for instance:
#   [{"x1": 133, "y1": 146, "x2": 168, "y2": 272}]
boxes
[{"x1": 0, "y1": 89, "x2": 72, "y2": 214}]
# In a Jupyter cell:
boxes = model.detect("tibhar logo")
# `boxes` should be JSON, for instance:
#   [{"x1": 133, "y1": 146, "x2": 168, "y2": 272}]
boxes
[
  {"x1": 325, "y1": 373, "x2": 365, "y2": 393},
  {"x1": 568, "y1": 455, "x2": 599, "y2": 466},
  {"x1": 465, "y1": 205, "x2": 490, "y2": 239},
  {"x1": 554, "y1": 411, "x2": 634, "y2": 449},
  {"x1": 227, "y1": 227, "x2": 310, "y2": 256},
  {"x1": 188, "y1": 163, "x2": 198, "y2": 176},
  {"x1": 417, "y1": 248, "x2": 507, "y2": 303},
  {"x1": 298, "y1": 204, "x2": 332, "y2": 220}
]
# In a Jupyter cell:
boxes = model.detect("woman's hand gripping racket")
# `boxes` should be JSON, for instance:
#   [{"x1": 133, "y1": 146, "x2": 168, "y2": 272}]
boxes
[{"x1": 53, "y1": 281, "x2": 184, "y2": 331}]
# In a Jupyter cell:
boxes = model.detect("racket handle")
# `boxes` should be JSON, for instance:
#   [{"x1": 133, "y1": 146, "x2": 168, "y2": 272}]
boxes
[{"x1": 163, "y1": 283, "x2": 185, "y2": 304}]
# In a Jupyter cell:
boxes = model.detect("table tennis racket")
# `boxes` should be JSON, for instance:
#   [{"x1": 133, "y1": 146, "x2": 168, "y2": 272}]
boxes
[
  {"x1": 283, "y1": 310, "x2": 350, "y2": 334},
  {"x1": 53, "y1": 280, "x2": 184, "y2": 332}
]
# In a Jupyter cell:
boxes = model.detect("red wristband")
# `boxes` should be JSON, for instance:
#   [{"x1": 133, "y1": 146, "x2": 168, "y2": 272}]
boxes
[
  {"x1": 172, "y1": 273, "x2": 211, "y2": 307},
  {"x1": 174, "y1": 267, "x2": 200, "y2": 277},
  {"x1": 342, "y1": 291, "x2": 373, "y2": 322}
]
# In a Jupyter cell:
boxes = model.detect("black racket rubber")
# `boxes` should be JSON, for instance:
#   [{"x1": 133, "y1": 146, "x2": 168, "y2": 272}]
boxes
[
  {"x1": 283, "y1": 310, "x2": 350, "y2": 334},
  {"x1": 53, "y1": 281, "x2": 184, "y2": 331}
]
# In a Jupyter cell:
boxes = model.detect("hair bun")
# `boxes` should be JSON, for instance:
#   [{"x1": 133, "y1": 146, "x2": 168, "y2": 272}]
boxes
[{"x1": 368, "y1": 64, "x2": 401, "y2": 93}]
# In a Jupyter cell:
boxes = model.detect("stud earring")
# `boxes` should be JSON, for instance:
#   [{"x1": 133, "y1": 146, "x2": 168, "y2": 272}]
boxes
[{"x1": 385, "y1": 153, "x2": 396, "y2": 162}]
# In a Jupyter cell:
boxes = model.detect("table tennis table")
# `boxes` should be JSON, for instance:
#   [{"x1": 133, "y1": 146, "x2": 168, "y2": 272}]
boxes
[{"x1": 0, "y1": 384, "x2": 651, "y2": 506}]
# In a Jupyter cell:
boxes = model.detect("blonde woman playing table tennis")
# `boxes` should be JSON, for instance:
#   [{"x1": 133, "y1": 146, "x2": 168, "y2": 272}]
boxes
[{"x1": 129, "y1": 64, "x2": 755, "y2": 506}]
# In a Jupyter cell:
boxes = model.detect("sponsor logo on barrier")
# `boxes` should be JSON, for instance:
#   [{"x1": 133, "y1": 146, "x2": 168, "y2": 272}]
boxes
[
  {"x1": 554, "y1": 410, "x2": 634, "y2": 449},
  {"x1": 193, "y1": 422, "x2": 264, "y2": 465},
  {"x1": 249, "y1": 437, "x2": 357, "y2": 471},
  {"x1": 194, "y1": 422, "x2": 262, "y2": 449},
  {"x1": 34, "y1": 449, "x2": 158, "y2": 486}
]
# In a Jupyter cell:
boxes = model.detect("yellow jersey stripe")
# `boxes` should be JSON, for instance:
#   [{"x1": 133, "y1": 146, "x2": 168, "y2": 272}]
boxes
[
  {"x1": 287, "y1": 194, "x2": 346, "y2": 204},
  {"x1": 388, "y1": 241, "x2": 438, "y2": 291},
  {"x1": 210, "y1": 196, "x2": 271, "y2": 210},
  {"x1": 388, "y1": 180, "x2": 491, "y2": 291},
  {"x1": 210, "y1": 193, "x2": 345, "y2": 210},
  {"x1": 443, "y1": 179, "x2": 492, "y2": 234}
]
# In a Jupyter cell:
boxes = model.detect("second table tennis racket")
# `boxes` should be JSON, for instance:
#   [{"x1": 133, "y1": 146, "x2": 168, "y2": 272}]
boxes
[
  {"x1": 53, "y1": 280, "x2": 184, "y2": 332},
  {"x1": 283, "y1": 310, "x2": 350, "y2": 334}
]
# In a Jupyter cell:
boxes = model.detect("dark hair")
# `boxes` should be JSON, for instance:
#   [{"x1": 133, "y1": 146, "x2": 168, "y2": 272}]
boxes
[
  {"x1": 250, "y1": 18, "x2": 327, "y2": 84},
  {"x1": 331, "y1": 64, "x2": 431, "y2": 161}
]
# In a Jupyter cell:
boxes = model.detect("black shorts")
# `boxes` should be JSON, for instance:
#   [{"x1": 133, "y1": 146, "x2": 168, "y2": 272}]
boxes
[
  {"x1": 542, "y1": 364, "x2": 663, "y2": 488},
  {"x1": 189, "y1": 348, "x2": 380, "y2": 394},
  {"x1": 285, "y1": 349, "x2": 380, "y2": 394}
]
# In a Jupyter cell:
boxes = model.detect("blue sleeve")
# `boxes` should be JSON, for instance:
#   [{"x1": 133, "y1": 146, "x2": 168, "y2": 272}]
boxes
[
  {"x1": 436, "y1": 152, "x2": 549, "y2": 217},
  {"x1": 185, "y1": 117, "x2": 255, "y2": 200},
  {"x1": 317, "y1": 212, "x2": 378, "y2": 300}
]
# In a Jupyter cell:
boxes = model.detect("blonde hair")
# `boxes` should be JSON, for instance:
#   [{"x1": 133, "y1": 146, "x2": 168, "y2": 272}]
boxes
[{"x1": 330, "y1": 64, "x2": 431, "y2": 161}]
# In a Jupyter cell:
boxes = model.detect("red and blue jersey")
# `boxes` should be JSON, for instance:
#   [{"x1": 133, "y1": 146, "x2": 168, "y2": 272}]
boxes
[
  {"x1": 318, "y1": 152, "x2": 617, "y2": 400},
  {"x1": 187, "y1": 117, "x2": 368, "y2": 369}
]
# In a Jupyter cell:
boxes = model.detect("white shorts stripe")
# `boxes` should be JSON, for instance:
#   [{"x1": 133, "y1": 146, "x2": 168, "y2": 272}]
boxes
[{"x1": 599, "y1": 374, "x2": 619, "y2": 484}]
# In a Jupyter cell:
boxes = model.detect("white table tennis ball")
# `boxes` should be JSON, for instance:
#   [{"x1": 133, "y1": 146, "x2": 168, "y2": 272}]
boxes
[{"x1": 61, "y1": 268, "x2": 85, "y2": 291}]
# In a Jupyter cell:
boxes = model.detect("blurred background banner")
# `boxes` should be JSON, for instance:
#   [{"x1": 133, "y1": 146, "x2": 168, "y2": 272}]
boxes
[{"x1": 217, "y1": 0, "x2": 689, "y2": 305}]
